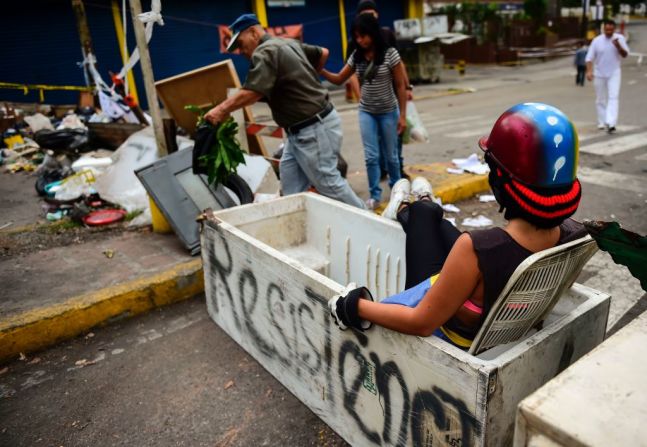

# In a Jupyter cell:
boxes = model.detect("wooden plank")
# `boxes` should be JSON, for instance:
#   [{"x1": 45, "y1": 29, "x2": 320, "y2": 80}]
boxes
[{"x1": 155, "y1": 60, "x2": 267, "y2": 157}]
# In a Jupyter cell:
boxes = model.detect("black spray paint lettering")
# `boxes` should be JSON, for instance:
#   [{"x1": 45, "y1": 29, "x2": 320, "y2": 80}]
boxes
[{"x1": 210, "y1": 232, "x2": 481, "y2": 446}]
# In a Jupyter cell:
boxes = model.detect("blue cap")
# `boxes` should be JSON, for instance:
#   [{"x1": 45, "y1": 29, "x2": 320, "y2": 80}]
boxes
[{"x1": 227, "y1": 13, "x2": 261, "y2": 52}]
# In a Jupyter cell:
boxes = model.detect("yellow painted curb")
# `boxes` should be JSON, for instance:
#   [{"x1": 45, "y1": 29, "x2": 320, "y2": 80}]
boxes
[
  {"x1": 0, "y1": 259, "x2": 204, "y2": 364},
  {"x1": 405, "y1": 162, "x2": 490, "y2": 204}
]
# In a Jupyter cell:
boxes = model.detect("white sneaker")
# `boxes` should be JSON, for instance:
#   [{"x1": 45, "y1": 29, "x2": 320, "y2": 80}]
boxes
[
  {"x1": 597, "y1": 123, "x2": 606, "y2": 130},
  {"x1": 365, "y1": 198, "x2": 379, "y2": 211},
  {"x1": 381, "y1": 178, "x2": 410, "y2": 220},
  {"x1": 411, "y1": 176, "x2": 434, "y2": 202}
]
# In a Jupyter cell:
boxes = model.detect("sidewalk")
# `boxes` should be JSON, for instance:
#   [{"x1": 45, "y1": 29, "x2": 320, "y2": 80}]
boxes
[{"x1": 0, "y1": 227, "x2": 202, "y2": 363}]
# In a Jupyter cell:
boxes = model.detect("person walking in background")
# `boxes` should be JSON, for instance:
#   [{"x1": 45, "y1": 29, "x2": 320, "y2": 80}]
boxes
[
  {"x1": 205, "y1": 13, "x2": 365, "y2": 209},
  {"x1": 586, "y1": 19, "x2": 629, "y2": 134},
  {"x1": 321, "y1": 13, "x2": 408, "y2": 210},
  {"x1": 574, "y1": 42, "x2": 587, "y2": 86}
]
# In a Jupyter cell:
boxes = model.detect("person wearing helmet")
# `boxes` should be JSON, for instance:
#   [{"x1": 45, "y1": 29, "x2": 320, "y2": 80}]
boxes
[{"x1": 328, "y1": 103, "x2": 586, "y2": 350}]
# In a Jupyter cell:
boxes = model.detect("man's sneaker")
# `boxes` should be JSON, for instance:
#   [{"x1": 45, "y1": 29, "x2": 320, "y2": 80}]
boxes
[
  {"x1": 597, "y1": 123, "x2": 606, "y2": 130},
  {"x1": 381, "y1": 179, "x2": 410, "y2": 220},
  {"x1": 411, "y1": 176, "x2": 434, "y2": 202},
  {"x1": 365, "y1": 198, "x2": 380, "y2": 211},
  {"x1": 607, "y1": 126, "x2": 616, "y2": 134}
]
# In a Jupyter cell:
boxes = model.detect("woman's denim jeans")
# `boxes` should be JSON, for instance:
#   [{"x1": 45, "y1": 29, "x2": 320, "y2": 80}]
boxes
[{"x1": 359, "y1": 108, "x2": 401, "y2": 201}]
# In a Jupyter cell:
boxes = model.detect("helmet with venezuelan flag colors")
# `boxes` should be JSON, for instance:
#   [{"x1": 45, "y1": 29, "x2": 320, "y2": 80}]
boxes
[
  {"x1": 479, "y1": 103, "x2": 582, "y2": 228},
  {"x1": 478, "y1": 102, "x2": 578, "y2": 187}
]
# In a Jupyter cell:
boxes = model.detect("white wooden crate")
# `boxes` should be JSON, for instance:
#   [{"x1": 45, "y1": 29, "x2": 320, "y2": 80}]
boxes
[{"x1": 200, "y1": 193, "x2": 610, "y2": 447}]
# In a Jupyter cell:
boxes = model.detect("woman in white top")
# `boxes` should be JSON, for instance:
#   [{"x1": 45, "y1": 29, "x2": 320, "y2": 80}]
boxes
[{"x1": 321, "y1": 13, "x2": 408, "y2": 210}]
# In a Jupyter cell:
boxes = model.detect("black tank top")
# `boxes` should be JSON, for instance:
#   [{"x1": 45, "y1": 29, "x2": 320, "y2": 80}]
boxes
[{"x1": 443, "y1": 219, "x2": 587, "y2": 343}]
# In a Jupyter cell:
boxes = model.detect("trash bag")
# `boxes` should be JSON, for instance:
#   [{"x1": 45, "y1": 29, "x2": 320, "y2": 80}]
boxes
[
  {"x1": 192, "y1": 124, "x2": 217, "y2": 175},
  {"x1": 35, "y1": 170, "x2": 65, "y2": 196},
  {"x1": 33, "y1": 128, "x2": 90, "y2": 153}
]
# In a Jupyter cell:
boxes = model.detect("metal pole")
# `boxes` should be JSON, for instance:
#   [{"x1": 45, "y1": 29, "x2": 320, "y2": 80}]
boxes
[
  {"x1": 128, "y1": 0, "x2": 167, "y2": 156},
  {"x1": 71, "y1": 0, "x2": 95, "y2": 88}
]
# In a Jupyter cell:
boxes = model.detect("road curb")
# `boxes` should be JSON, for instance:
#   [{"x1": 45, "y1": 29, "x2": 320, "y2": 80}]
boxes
[{"x1": 0, "y1": 259, "x2": 204, "y2": 364}]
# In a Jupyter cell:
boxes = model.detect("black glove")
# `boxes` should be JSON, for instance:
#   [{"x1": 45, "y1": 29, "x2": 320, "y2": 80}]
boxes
[{"x1": 328, "y1": 283, "x2": 374, "y2": 331}]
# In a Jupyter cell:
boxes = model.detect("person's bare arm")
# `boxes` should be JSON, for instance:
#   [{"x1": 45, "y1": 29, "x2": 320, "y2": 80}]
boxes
[
  {"x1": 586, "y1": 61, "x2": 594, "y2": 81},
  {"x1": 392, "y1": 61, "x2": 408, "y2": 135},
  {"x1": 320, "y1": 64, "x2": 355, "y2": 86},
  {"x1": 357, "y1": 233, "x2": 481, "y2": 336},
  {"x1": 204, "y1": 89, "x2": 263, "y2": 124}
]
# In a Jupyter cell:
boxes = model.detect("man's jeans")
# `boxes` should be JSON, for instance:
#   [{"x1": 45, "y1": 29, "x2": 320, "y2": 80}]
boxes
[
  {"x1": 594, "y1": 70, "x2": 621, "y2": 127},
  {"x1": 280, "y1": 109, "x2": 365, "y2": 209},
  {"x1": 359, "y1": 109, "x2": 401, "y2": 201}
]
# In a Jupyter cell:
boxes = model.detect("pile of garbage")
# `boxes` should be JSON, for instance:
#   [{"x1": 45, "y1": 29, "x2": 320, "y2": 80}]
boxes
[{"x1": 0, "y1": 103, "x2": 174, "y2": 228}]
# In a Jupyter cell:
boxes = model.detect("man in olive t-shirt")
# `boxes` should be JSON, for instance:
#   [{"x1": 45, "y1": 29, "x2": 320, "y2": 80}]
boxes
[{"x1": 206, "y1": 13, "x2": 365, "y2": 209}]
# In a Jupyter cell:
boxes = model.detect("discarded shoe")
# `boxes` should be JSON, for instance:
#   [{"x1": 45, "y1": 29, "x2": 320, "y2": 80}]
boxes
[{"x1": 382, "y1": 178, "x2": 410, "y2": 220}]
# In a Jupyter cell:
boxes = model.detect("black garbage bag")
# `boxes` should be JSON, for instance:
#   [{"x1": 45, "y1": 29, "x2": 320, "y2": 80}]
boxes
[
  {"x1": 192, "y1": 124, "x2": 217, "y2": 175},
  {"x1": 34, "y1": 128, "x2": 90, "y2": 153},
  {"x1": 35, "y1": 170, "x2": 65, "y2": 196}
]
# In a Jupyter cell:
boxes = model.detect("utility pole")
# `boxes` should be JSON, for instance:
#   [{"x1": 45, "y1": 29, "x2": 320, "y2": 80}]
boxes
[
  {"x1": 71, "y1": 0, "x2": 95, "y2": 88},
  {"x1": 129, "y1": 0, "x2": 167, "y2": 156}
]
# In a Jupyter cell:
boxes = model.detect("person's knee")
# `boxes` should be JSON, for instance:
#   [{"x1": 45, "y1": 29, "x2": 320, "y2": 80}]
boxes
[{"x1": 410, "y1": 200, "x2": 444, "y2": 221}]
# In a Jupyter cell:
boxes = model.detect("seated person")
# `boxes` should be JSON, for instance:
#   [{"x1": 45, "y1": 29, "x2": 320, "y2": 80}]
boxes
[{"x1": 328, "y1": 103, "x2": 586, "y2": 349}]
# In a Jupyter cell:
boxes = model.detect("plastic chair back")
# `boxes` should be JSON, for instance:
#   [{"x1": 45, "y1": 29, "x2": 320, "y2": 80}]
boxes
[{"x1": 469, "y1": 235, "x2": 598, "y2": 355}]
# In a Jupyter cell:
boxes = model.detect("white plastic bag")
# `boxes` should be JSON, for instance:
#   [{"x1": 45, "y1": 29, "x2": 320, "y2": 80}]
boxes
[
  {"x1": 405, "y1": 101, "x2": 429, "y2": 143},
  {"x1": 54, "y1": 169, "x2": 97, "y2": 200}
]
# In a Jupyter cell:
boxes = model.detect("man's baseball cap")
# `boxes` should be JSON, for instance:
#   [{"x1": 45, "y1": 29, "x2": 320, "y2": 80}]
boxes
[{"x1": 227, "y1": 13, "x2": 260, "y2": 52}]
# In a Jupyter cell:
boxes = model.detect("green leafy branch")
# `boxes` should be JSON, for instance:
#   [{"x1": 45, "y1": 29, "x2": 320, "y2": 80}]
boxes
[{"x1": 185, "y1": 105, "x2": 246, "y2": 186}]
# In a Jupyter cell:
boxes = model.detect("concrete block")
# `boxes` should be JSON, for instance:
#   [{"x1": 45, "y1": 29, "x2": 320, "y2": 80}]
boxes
[
  {"x1": 514, "y1": 310, "x2": 647, "y2": 447},
  {"x1": 201, "y1": 193, "x2": 610, "y2": 446}
]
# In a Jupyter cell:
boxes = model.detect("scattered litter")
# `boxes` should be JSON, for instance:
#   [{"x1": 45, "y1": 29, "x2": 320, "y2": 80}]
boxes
[
  {"x1": 46, "y1": 210, "x2": 67, "y2": 221},
  {"x1": 479, "y1": 194, "x2": 496, "y2": 202},
  {"x1": 28, "y1": 357, "x2": 41, "y2": 365},
  {"x1": 224, "y1": 380, "x2": 235, "y2": 390},
  {"x1": 111, "y1": 348, "x2": 125, "y2": 355},
  {"x1": 23, "y1": 113, "x2": 55, "y2": 132},
  {"x1": 442, "y1": 203, "x2": 460, "y2": 213},
  {"x1": 103, "y1": 249, "x2": 115, "y2": 259},
  {"x1": 83, "y1": 209, "x2": 126, "y2": 226},
  {"x1": 85, "y1": 332, "x2": 95, "y2": 339},
  {"x1": 57, "y1": 113, "x2": 87, "y2": 130},
  {"x1": 0, "y1": 367, "x2": 8, "y2": 375},
  {"x1": 462, "y1": 215, "x2": 494, "y2": 227},
  {"x1": 19, "y1": 353, "x2": 27, "y2": 361},
  {"x1": 446, "y1": 217, "x2": 457, "y2": 226},
  {"x1": 447, "y1": 167, "x2": 464, "y2": 175},
  {"x1": 54, "y1": 169, "x2": 97, "y2": 201},
  {"x1": 451, "y1": 153, "x2": 490, "y2": 175},
  {"x1": 0, "y1": 222, "x2": 12, "y2": 230},
  {"x1": 74, "y1": 358, "x2": 96, "y2": 367}
]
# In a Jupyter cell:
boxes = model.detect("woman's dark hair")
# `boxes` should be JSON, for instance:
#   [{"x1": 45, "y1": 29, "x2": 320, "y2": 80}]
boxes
[{"x1": 351, "y1": 13, "x2": 387, "y2": 66}]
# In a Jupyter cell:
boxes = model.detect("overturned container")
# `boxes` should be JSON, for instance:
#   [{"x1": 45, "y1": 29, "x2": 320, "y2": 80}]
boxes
[{"x1": 200, "y1": 193, "x2": 610, "y2": 446}]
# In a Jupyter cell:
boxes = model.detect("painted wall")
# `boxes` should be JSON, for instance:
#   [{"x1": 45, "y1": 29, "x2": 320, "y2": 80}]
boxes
[{"x1": 0, "y1": 0, "x2": 406, "y2": 108}]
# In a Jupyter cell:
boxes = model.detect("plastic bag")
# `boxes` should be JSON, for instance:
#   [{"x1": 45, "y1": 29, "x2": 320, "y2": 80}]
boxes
[
  {"x1": 404, "y1": 101, "x2": 429, "y2": 143},
  {"x1": 54, "y1": 169, "x2": 96, "y2": 201}
]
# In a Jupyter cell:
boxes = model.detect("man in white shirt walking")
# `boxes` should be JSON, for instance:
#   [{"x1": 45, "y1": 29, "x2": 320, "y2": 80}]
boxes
[{"x1": 585, "y1": 19, "x2": 630, "y2": 134}]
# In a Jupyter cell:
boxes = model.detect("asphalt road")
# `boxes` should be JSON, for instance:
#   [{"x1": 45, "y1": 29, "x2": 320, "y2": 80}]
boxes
[{"x1": 2, "y1": 22, "x2": 646, "y2": 447}]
